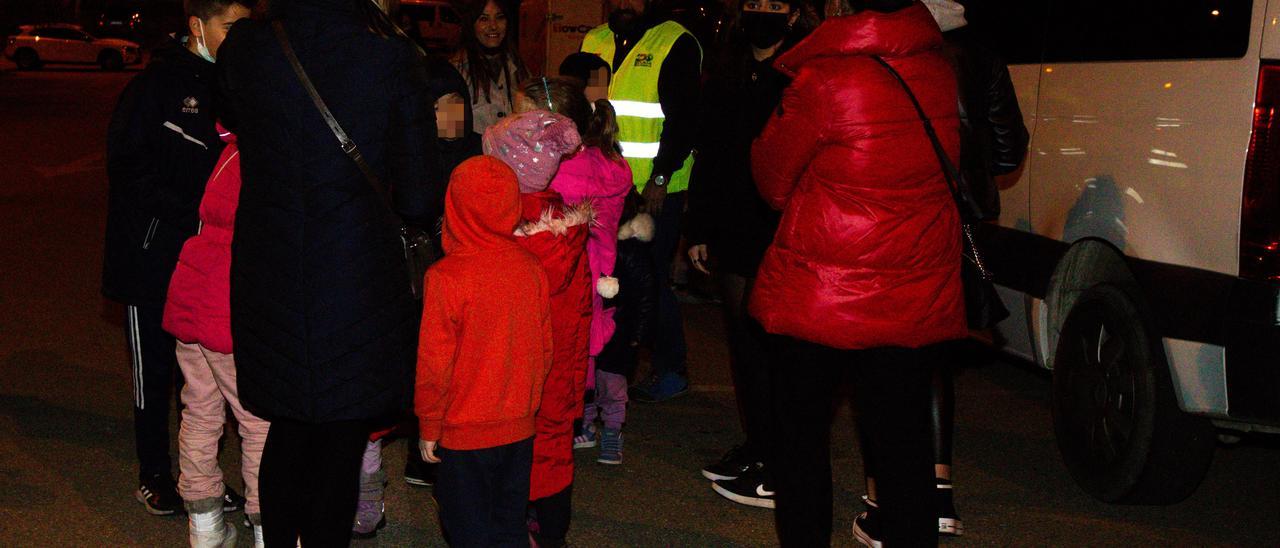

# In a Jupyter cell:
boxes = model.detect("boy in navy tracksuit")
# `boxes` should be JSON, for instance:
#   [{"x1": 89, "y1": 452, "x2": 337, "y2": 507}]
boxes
[{"x1": 102, "y1": 0, "x2": 249, "y2": 516}]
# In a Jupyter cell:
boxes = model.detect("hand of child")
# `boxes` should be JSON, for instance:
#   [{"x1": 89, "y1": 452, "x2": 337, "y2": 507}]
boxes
[
  {"x1": 688, "y1": 244, "x2": 710, "y2": 275},
  {"x1": 420, "y1": 439, "x2": 442, "y2": 463}
]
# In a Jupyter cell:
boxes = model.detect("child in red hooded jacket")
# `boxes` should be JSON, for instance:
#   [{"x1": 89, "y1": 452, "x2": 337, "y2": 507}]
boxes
[{"x1": 415, "y1": 155, "x2": 553, "y2": 545}]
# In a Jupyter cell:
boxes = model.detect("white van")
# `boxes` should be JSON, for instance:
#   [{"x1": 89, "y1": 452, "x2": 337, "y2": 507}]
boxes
[{"x1": 963, "y1": 0, "x2": 1280, "y2": 504}]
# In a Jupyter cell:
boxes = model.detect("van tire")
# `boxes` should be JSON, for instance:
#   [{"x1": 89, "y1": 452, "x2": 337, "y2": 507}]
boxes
[
  {"x1": 1051, "y1": 283, "x2": 1215, "y2": 504},
  {"x1": 14, "y1": 48, "x2": 40, "y2": 70},
  {"x1": 99, "y1": 50, "x2": 123, "y2": 71}
]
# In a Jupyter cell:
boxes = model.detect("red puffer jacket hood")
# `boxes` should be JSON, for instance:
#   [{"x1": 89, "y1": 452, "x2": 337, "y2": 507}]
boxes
[
  {"x1": 748, "y1": 4, "x2": 967, "y2": 350},
  {"x1": 162, "y1": 125, "x2": 239, "y2": 353}
]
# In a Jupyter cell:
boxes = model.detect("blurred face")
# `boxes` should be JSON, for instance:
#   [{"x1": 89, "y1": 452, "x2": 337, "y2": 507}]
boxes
[
  {"x1": 475, "y1": 1, "x2": 508, "y2": 49},
  {"x1": 188, "y1": 3, "x2": 251, "y2": 59},
  {"x1": 585, "y1": 67, "x2": 610, "y2": 104},
  {"x1": 436, "y1": 93, "x2": 467, "y2": 139}
]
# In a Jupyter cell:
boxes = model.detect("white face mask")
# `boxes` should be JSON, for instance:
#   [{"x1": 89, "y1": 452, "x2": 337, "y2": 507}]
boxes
[{"x1": 195, "y1": 19, "x2": 216, "y2": 63}]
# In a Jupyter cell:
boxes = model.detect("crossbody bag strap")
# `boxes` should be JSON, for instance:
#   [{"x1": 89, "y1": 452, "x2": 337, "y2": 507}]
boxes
[
  {"x1": 273, "y1": 20, "x2": 393, "y2": 210},
  {"x1": 870, "y1": 55, "x2": 965, "y2": 206},
  {"x1": 871, "y1": 55, "x2": 993, "y2": 281}
]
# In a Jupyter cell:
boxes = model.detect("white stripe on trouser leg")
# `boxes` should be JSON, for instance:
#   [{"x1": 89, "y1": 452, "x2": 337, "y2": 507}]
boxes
[
  {"x1": 130, "y1": 306, "x2": 145, "y2": 409},
  {"x1": 619, "y1": 141, "x2": 660, "y2": 159},
  {"x1": 609, "y1": 100, "x2": 665, "y2": 119}
]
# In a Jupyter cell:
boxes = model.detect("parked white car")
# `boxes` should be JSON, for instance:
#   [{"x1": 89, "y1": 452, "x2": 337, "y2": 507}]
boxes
[
  {"x1": 965, "y1": 0, "x2": 1280, "y2": 505},
  {"x1": 4, "y1": 24, "x2": 142, "y2": 70}
]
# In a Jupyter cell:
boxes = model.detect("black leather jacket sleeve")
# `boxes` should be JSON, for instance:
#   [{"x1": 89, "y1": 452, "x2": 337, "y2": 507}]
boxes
[{"x1": 983, "y1": 54, "x2": 1029, "y2": 176}]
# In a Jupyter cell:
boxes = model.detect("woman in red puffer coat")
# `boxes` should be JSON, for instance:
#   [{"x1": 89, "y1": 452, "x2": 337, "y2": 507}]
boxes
[{"x1": 748, "y1": 2, "x2": 964, "y2": 546}]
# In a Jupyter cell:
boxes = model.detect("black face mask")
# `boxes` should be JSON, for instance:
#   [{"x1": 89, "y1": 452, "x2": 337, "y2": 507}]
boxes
[
  {"x1": 608, "y1": 9, "x2": 640, "y2": 38},
  {"x1": 740, "y1": 11, "x2": 790, "y2": 49}
]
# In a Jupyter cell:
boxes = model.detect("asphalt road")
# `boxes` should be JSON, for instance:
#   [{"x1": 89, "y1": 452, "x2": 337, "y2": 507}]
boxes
[{"x1": 1, "y1": 60, "x2": 1278, "y2": 547}]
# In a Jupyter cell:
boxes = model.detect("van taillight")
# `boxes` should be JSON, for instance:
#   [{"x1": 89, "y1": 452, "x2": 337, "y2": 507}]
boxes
[{"x1": 1241, "y1": 63, "x2": 1280, "y2": 281}]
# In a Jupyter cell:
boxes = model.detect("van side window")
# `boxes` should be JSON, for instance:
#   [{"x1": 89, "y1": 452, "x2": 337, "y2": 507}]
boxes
[
  {"x1": 961, "y1": 0, "x2": 1050, "y2": 65},
  {"x1": 1044, "y1": 0, "x2": 1252, "y2": 62}
]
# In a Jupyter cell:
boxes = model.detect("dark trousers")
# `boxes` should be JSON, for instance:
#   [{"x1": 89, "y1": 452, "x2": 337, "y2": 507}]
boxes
[
  {"x1": 649, "y1": 191, "x2": 688, "y2": 376},
  {"x1": 435, "y1": 437, "x2": 534, "y2": 548},
  {"x1": 864, "y1": 364, "x2": 956, "y2": 478},
  {"x1": 719, "y1": 274, "x2": 772, "y2": 460},
  {"x1": 125, "y1": 305, "x2": 182, "y2": 480},
  {"x1": 259, "y1": 418, "x2": 369, "y2": 547},
  {"x1": 530, "y1": 485, "x2": 573, "y2": 545},
  {"x1": 767, "y1": 336, "x2": 937, "y2": 547}
]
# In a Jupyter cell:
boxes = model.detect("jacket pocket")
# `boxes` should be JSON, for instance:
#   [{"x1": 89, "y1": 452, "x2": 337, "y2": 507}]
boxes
[{"x1": 142, "y1": 218, "x2": 159, "y2": 250}]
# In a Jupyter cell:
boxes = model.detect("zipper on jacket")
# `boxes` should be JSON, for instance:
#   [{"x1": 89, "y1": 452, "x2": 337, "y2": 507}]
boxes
[{"x1": 142, "y1": 218, "x2": 159, "y2": 250}]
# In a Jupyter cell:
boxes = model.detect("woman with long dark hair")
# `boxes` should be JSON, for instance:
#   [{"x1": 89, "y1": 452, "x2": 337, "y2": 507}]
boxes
[
  {"x1": 451, "y1": 0, "x2": 530, "y2": 136},
  {"x1": 685, "y1": 0, "x2": 811, "y2": 511}
]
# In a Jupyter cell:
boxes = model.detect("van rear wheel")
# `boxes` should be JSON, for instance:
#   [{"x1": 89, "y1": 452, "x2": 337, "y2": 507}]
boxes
[{"x1": 1051, "y1": 284, "x2": 1215, "y2": 504}]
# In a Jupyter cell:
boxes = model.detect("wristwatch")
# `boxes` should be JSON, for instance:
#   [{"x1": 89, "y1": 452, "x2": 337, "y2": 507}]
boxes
[{"x1": 652, "y1": 174, "x2": 668, "y2": 187}]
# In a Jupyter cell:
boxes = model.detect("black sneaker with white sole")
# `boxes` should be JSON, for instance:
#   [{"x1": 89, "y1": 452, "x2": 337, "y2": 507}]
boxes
[
  {"x1": 936, "y1": 479, "x2": 964, "y2": 536},
  {"x1": 135, "y1": 474, "x2": 183, "y2": 516},
  {"x1": 710, "y1": 470, "x2": 775, "y2": 509},
  {"x1": 852, "y1": 496, "x2": 882, "y2": 548},
  {"x1": 222, "y1": 483, "x2": 245, "y2": 513},
  {"x1": 701, "y1": 445, "x2": 761, "y2": 481}
]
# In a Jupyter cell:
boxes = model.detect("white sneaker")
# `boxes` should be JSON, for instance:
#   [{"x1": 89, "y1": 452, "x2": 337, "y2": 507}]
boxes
[{"x1": 188, "y1": 507, "x2": 237, "y2": 548}]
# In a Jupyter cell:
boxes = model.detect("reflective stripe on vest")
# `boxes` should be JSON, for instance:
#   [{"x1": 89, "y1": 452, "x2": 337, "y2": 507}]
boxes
[{"x1": 582, "y1": 22, "x2": 700, "y2": 193}]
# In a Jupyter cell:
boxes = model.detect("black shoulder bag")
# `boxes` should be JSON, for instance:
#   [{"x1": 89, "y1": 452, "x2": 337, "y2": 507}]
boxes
[
  {"x1": 872, "y1": 55, "x2": 1009, "y2": 330},
  {"x1": 273, "y1": 21, "x2": 438, "y2": 299}
]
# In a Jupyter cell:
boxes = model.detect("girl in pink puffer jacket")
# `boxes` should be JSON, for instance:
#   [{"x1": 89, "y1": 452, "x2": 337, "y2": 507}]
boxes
[
  {"x1": 162, "y1": 124, "x2": 269, "y2": 546},
  {"x1": 514, "y1": 76, "x2": 633, "y2": 461}
]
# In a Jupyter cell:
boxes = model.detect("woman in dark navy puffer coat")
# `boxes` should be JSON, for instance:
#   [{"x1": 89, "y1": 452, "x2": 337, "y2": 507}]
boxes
[
  {"x1": 749, "y1": 1, "x2": 964, "y2": 546},
  {"x1": 216, "y1": 0, "x2": 443, "y2": 543}
]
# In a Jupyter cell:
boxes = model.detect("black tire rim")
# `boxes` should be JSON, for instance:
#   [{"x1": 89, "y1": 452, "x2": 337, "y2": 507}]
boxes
[{"x1": 1062, "y1": 310, "x2": 1139, "y2": 469}]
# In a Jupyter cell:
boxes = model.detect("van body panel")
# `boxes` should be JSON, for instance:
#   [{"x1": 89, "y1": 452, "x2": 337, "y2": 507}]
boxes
[
  {"x1": 1260, "y1": 0, "x2": 1280, "y2": 60},
  {"x1": 1030, "y1": 56, "x2": 1254, "y2": 278},
  {"x1": 1164, "y1": 339, "x2": 1230, "y2": 417}
]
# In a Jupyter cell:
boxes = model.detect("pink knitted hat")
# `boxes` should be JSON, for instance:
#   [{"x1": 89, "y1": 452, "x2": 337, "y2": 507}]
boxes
[{"x1": 482, "y1": 110, "x2": 583, "y2": 194}]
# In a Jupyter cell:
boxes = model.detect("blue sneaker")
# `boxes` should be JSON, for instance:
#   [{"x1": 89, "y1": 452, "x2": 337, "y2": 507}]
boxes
[
  {"x1": 597, "y1": 428, "x2": 623, "y2": 465},
  {"x1": 630, "y1": 372, "x2": 689, "y2": 403}
]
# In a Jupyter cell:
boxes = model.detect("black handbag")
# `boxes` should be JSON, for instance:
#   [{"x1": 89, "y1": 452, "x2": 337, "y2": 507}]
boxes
[
  {"x1": 872, "y1": 56, "x2": 1009, "y2": 329},
  {"x1": 274, "y1": 21, "x2": 438, "y2": 299}
]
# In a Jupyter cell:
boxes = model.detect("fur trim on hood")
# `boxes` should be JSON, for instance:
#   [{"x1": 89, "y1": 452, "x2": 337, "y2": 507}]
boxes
[
  {"x1": 617, "y1": 212, "x2": 654, "y2": 242},
  {"x1": 921, "y1": 0, "x2": 967, "y2": 32},
  {"x1": 515, "y1": 201, "x2": 595, "y2": 237}
]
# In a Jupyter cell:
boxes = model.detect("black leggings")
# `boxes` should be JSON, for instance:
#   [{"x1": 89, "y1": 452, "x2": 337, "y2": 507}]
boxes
[
  {"x1": 862, "y1": 364, "x2": 955, "y2": 475},
  {"x1": 717, "y1": 273, "x2": 772, "y2": 461},
  {"x1": 259, "y1": 418, "x2": 369, "y2": 547},
  {"x1": 530, "y1": 485, "x2": 573, "y2": 546},
  {"x1": 767, "y1": 335, "x2": 938, "y2": 547}
]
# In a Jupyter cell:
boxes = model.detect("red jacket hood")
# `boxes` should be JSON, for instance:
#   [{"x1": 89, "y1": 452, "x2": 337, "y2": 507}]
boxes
[
  {"x1": 775, "y1": 3, "x2": 942, "y2": 77},
  {"x1": 442, "y1": 156, "x2": 522, "y2": 255}
]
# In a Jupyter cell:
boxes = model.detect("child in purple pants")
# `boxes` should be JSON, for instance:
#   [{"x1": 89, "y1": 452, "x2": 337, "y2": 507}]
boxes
[{"x1": 581, "y1": 193, "x2": 656, "y2": 464}]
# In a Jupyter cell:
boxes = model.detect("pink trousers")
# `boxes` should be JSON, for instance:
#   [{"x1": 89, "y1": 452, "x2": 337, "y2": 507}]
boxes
[{"x1": 176, "y1": 342, "x2": 269, "y2": 515}]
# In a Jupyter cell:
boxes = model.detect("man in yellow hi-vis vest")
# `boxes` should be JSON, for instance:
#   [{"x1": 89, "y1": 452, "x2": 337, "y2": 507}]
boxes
[{"x1": 581, "y1": 0, "x2": 700, "y2": 405}]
